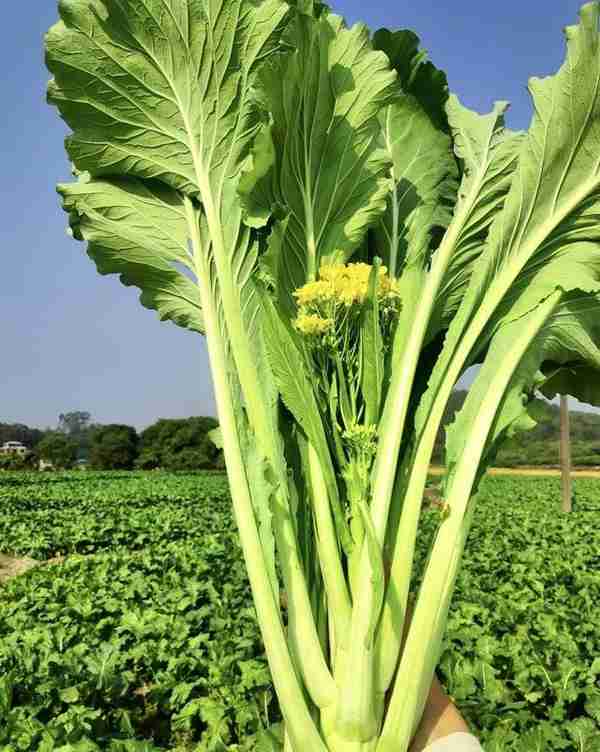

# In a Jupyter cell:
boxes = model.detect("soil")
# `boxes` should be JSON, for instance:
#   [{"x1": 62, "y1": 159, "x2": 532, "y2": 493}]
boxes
[
  {"x1": 0, "y1": 554, "x2": 66, "y2": 585},
  {"x1": 0, "y1": 554, "x2": 40, "y2": 584},
  {"x1": 428, "y1": 465, "x2": 600, "y2": 479}
]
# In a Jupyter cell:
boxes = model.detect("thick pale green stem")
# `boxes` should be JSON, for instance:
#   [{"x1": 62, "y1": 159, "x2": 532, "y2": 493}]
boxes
[
  {"x1": 322, "y1": 701, "x2": 380, "y2": 752},
  {"x1": 370, "y1": 204, "x2": 473, "y2": 543},
  {"x1": 195, "y1": 187, "x2": 335, "y2": 707},
  {"x1": 378, "y1": 292, "x2": 561, "y2": 752},
  {"x1": 185, "y1": 201, "x2": 327, "y2": 751},
  {"x1": 348, "y1": 221, "x2": 469, "y2": 704},
  {"x1": 308, "y1": 442, "x2": 352, "y2": 647},
  {"x1": 374, "y1": 276, "x2": 529, "y2": 692},
  {"x1": 376, "y1": 167, "x2": 600, "y2": 693},
  {"x1": 274, "y1": 487, "x2": 338, "y2": 708}
]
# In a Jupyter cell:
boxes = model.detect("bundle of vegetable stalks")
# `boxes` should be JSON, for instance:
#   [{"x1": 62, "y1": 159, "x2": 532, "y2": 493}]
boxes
[{"x1": 46, "y1": 1, "x2": 600, "y2": 749}]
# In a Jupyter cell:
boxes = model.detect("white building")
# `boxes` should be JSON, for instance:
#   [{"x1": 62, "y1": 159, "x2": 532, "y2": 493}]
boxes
[{"x1": 0, "y1": 441, "x2": 28, "y2": 456}]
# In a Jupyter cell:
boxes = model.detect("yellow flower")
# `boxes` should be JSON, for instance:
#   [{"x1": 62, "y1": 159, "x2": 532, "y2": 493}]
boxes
[
  {"x1": 293, "y1": 280, "x2": 335, "y2": 306},
  {"x1": 318, "y1": 264, "x2": 347, "y2": 283},
  {"x1": 294, "y1": 313, "x2": 334, "y2": 336},
  {"x1": 293, "y1": 262, "x2": 400, "y2": 310}
]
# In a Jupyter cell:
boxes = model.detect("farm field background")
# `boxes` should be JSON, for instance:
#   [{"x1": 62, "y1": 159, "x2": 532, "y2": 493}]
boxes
[{"x1": 0, "y1": 471, "x2": 599, "y2": 752}]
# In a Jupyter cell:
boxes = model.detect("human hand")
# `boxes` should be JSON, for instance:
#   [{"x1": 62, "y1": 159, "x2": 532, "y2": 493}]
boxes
[{"x1": 396, "y1": 598, "x2": 471, "y2": 752}]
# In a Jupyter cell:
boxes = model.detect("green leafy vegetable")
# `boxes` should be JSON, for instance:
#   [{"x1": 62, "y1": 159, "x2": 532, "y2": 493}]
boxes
[{"x1": 46, "y1": 2, "x2": 600, "y2": 750}]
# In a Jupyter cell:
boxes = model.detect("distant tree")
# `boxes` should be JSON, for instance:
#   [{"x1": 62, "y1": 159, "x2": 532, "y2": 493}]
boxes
[
  {"x1": 136, "y1": 417, "x2": 220, "y2": 470},
  {"x1": 57, "y1": 411, "x2": 99, "y2": 459},
  {"x1": 58, "y1": 410, "x2": 91, "y2": 436},
  {"x1": 0, "y1": 423, "x2": 45, "y2": 449},
  {"x1": 36, "y1": 432, "x2": 78, "y2": 469},
  {"x1": 89, "y1": 424, "x2": 139, "y2": 470},
  {"x1": 432, "y1": 390, "x2": 600, "y2": 468}
]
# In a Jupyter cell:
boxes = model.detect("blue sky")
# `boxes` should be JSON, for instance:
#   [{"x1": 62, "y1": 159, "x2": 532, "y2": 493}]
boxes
[{"x1": 0, "y1": 1, "x2": 594, "y2": 431}]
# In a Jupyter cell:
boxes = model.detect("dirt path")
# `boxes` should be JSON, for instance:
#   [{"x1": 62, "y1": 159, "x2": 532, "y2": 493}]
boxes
[
  {"x1": 0, "y1": 554, "x2": 40, "y2": 584},
  {"x1": 0, "y1": 554, "x2": 66, "y2": 585},
  {"x1": 429, "y1": 466, "x2": 600, "y2": 479}
]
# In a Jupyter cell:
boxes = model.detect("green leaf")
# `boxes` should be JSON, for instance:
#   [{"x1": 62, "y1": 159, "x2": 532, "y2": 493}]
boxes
[
  {"x1": 373, "y1": 29, "x2": 450, "y2": 132},
  {"x1": 240, "y1": 9, "x2": 396, "y2": 290},
  {"x1": 469, "y1": 4, "x2": 600, "y2": 334},
  {"x1": 59, "y1": 686, "x2": 80, "y2": 704},
  {"x1": 446, "y1": 291, "x2": 600, "y2": 482},
  {"x1": 47, "y1": 0, "x2": 288, "y2": 378},
  {"x1": 58, "y1": 177, "x2": 204, "y2": 333},
  {"x1": 46, "y1": 0, "x2": 288, "y2": 198},
  {"x1": 372, "y1": 30, "x2": 458, "y2": 276},
  {"x1": 428, "y1": 97, "x2": 524, "y2": 338},
  {"x1": 415, "y1": 5, "x2": 600, "y2": 449},
  {"x1": 537, "y1": 293, "x2": 600, "y2": 407},
  {"x1": 0, "y1": 674, "x2": 13, "y2": 715},
  {"x1": 585, "y1": 690, "x2": 600, "y2": 724},
  {"x1": 255, "y1": 723, "x2": 284, "y2": 752}
]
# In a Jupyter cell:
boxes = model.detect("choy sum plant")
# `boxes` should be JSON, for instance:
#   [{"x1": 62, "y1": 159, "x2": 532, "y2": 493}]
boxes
[{"x1": 46, "y1": 1, "x2": 600, "y2": 749}]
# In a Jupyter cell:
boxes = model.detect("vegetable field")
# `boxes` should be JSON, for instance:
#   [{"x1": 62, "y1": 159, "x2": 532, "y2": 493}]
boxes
[
  {"x1": 42, "y1": 0, "x2": 600, "y2": 747},
  {"x1": 0, "y1": 472, "x2": 598, "y2": 752}
]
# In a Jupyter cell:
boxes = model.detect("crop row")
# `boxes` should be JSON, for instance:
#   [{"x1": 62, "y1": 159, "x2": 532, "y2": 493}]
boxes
[{"x1": 0, "y1": 472, "x2": 599, "y2": 750}]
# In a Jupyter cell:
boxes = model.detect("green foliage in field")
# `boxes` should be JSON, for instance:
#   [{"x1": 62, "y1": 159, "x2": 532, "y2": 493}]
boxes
[
  {"x1": 136, "y1": 419, "x2": 223, "y2": 472},
  {"x1": 0, "y1": 473, "x2": 231, "y2": 560},
  {"x1": 420, "y1": 477, "x2": 600, "y2": 751},
  {"x1": 36, "y1": 434, "x2": 79, "y2": 470},
  {"x1": 0, "y1": 473, "x2": 599, "y2": 751},
  {"x1": 89, "y1": 426, "x2": 140, "y2": 471}
]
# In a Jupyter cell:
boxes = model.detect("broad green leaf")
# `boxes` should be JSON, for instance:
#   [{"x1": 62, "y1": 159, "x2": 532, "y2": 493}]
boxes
[
  {"x1": 428, "y1": 97, "x2": 524, "y2": 338},
  {"x1": 58, "y1": 177, "x2": 204, "y2": 333},
  {"x1": 415, "y1": 5, "x2": 600, "y2": 447},
  {"x1": 540, "y1": 363, "x2": 600, "y2": 406},
  {"x1": 59, "y1": 686, "x2": 80, "y2": 704},
  {"x1": 372, "y1": 29, "x2": 450, "y2": 132},
  {"x1": 46, "y1": 0, "x2": 288, "y2": 199},
  {"x1": 538, "y1": 292, "x2": 600, "y2": 406},
  {"x1": 446, "y1": 291, "x2": 600, "y2": 483},
  {"x1": 372, "y1": 30, "x2": 458, "y2": 276},
  {"x1": 467, "y1": 3, "x2": 600, "y2": 335},
  {"x1": 46, "y1": 0, "x2": 288, "y2": 406},
  {"x1": 240, "y1": 9, "x2": 396, "y2": 303}
]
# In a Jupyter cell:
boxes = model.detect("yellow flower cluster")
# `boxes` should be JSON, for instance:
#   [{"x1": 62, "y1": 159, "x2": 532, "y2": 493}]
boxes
[
  {"x1": 293, "y1": 263, "x2": 399, "y2": 308},
  {"x1": 294, "y1": 312, "x2": 334, "y2": 336}
]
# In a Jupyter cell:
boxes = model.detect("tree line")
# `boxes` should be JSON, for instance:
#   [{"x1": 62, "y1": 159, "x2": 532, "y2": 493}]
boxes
[
  {"x1": 432, "y1": 392, "x2": 600, "y2": 468},
  {"x1": 2, "y1": 395, "x2": 600, "y2": 471},
  {"x1": 0, "y1": 411, "x2": 223, "y2": 471}
]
